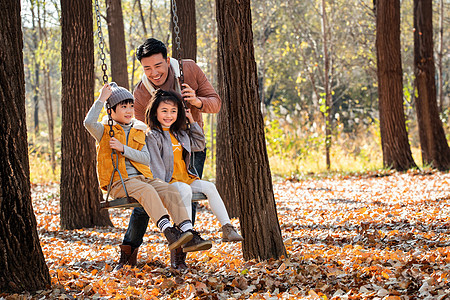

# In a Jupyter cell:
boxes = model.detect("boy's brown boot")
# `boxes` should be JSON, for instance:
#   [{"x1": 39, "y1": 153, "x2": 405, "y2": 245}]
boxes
[
  {"x1": 114, "y1": 245, "x2": 138, "y2": 271},
  {"x1": 182, "y1": 229, "x2": 212, "y2": 252},
  {"x1": 163, "y1": 226, "x2": 193, "y2": 250}
]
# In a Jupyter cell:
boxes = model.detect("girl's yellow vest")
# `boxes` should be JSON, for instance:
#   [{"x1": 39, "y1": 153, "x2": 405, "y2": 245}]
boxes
[{"x1": 97, "y1": 124, "x2": 153, "y2": 190}]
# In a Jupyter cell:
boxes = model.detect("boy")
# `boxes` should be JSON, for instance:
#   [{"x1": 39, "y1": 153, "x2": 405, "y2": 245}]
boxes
[{"x1": 84, "y1": 82, "x2": 212, "y2": 271}]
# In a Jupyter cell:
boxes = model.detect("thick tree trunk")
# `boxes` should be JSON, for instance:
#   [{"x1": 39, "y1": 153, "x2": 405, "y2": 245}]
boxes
[
  {"x1": 414, "y1": 0, "x2": 450, "y2": 171},
  {"x1": 171, "y1": 0, "x2": 197, "y2": 60},
  {"x1": 0, "y1": 1, "x2": 51, "y2": 292},
  {"x1": 216, "y1": 111, "x2": 238, "y2": 217},
  {"x1": 209, "y1": 12, "x2": 217, "y2": 164},
  {"x1": 60, "y1": 0, "x2": 113, "y2": 229},
  {"x1": 215, "y1": 0, "x2": 286, "y2": 261},
  {"x1": 375, "y1": 0, "x2": 417, "y2": 171},
  {"x1": 106, "y1": 0, "x2": 129, "y2": 89}
]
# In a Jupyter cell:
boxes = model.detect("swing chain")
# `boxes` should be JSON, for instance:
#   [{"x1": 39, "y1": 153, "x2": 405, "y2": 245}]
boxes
[
  {"x1": 94, "y1": 0, "x2": 114, "y2": 139},
  {"x1": 171, "y1": 0, "x2": 184, "y2": 85},
  {"x1": 94, "y1": 0, "x2": 109, "y2": 86},
  {"x1": 93, "y1": 0, "x2": 132, "y2": 206}
]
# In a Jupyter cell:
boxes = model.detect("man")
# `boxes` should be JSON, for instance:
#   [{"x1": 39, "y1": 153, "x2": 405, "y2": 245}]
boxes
[{"x1": 116, "y1": 38, "x2": 221, "y2": 271}]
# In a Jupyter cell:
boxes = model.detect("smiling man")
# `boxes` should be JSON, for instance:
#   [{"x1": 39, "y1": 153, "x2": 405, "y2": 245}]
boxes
[
  {"x1": 133, "y1": 38, "x2": 221, "y2": 129},
  {"x1": 117, "y1": 38, "x2": 221, "y2": 272}
]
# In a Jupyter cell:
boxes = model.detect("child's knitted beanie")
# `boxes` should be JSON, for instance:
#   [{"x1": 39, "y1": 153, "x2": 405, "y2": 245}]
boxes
[{"x1": 107, "y1": 82, "x2": 134, "y2": 108}]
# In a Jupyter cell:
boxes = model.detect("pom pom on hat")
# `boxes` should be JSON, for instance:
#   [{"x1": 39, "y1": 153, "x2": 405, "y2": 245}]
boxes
[{"x1": 107, "y1": 82, "x2": 134, "y2": 108}]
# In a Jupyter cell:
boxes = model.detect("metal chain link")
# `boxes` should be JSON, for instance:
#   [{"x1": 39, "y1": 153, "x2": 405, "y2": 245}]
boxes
[
  {"x1": 171, "y1": 0, "x2": 184, "y2": 85},
  {"x1": 94, "y1": 0, "x2": 114, "y2": 139},
  {"x1": 172, "y1": 0, "x2": 193, "y2": 159},
  {"x1": 94, "y1": 0, "x2": 109, "y2": 85}
]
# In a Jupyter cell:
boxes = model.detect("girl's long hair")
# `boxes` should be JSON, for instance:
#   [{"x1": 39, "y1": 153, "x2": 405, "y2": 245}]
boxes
[{"x1": 144, "y1": 89, "x2": 187, "y2": 134}]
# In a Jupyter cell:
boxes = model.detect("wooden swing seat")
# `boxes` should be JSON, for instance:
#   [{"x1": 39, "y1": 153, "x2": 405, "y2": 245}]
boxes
[{"x1": 100, "y1": 192, "x2": 207, "y2": 209}]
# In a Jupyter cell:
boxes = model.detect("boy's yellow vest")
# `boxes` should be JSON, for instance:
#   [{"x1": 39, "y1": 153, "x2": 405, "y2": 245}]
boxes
[{"x1": 97, "y1": 124, "x2": 153, "y2": 190}]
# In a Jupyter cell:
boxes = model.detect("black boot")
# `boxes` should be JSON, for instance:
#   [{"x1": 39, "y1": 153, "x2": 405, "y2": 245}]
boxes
[
  {"x1": 114, "y1": 245, "x2": 138, "y2": 271},
  {"x1": 128, "y1": 246, "x2": 139, "y2": 266},
  {"x1": 170, "y1": 247, "x2": 188, "y2": 272}
]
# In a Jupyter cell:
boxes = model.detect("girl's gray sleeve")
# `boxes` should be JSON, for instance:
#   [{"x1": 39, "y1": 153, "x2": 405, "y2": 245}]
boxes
[
  {"x1": 146, "y1": 132, "x2": 167, "y2": 181},
  {"x1": 123, "y1": 143, "x2": 151, "y2": 166},
  {"x1": 189, "y1": 122, "x2": 206, "y2": 152},
  {"x1": 83, "y1": 100, "x2": 105, "y2": 142}
]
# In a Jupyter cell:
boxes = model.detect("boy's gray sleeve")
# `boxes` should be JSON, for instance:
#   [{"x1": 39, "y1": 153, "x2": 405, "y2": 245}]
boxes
[
  {"x1": 122, "y1": 143, "x2": 151, "y2": 166},
  {"x1": 83, "y1": 100, "x2": 105, "y2": 142},
  {"x1": 189, "y1": 122, "x2": 206, "y2": 152}
]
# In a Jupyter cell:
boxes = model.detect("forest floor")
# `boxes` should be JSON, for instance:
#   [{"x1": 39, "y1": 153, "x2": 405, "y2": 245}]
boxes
[{"x1": 2, "y1": 170, "x2": 450, "y2": 299}]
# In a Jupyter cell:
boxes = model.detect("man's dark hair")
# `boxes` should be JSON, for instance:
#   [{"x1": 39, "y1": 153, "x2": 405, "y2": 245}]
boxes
[
  {"x1": 111, "y1": 99, "x2": 134, "y2": 112},
  {"x1": 136, "y1": 38, "x2": 167, "y2": 61}
]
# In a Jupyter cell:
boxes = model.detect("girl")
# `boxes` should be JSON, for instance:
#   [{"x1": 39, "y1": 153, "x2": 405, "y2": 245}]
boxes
[{"x1": 145, "y1": 89, "x2": 243, "y2": 244}]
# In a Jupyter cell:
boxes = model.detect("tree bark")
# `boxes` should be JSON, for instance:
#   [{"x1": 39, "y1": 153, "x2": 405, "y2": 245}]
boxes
[
  {"x1": 106, "y1": 0, "x2": 129, "y2": 89},
  {"x1": 215, "y1": 0, "x2": 286, "y2": 261},
  {"x1": 413, "y1": 0, "x2": 450, "y2": 170},
  {"x1": 171, "y1": 0, "x2": 197, "y2": 60},
  {"x1": 375, "y1": 0, "x2": 417, "y2": 171},
  {"x1": 60, "y1": 0, "x2": 113, "y2": 229},
  {"x1": 0, "y1": 1, "x2": 51, "y2": 292}
]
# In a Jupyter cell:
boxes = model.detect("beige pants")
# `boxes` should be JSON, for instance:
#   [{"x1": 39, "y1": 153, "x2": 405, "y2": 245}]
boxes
[{"x1": 110, "y1": 175, "x2": 190, "y2": 226}]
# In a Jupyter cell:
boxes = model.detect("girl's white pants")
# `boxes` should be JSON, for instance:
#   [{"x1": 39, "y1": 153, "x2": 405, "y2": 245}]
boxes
[{"x1": 171, "y1": 179, "x2": 231, "y2": 225}]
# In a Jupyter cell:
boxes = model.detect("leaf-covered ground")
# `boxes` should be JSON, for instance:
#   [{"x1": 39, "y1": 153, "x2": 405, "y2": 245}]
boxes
[{"x1": 2, "y1": 170, "x2": 450, "y2": 299}]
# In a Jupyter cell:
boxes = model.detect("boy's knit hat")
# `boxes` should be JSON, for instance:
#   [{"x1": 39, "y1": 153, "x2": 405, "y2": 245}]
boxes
[{"x1": 107, "y1": 82, "x2": 134, "y2": 107}]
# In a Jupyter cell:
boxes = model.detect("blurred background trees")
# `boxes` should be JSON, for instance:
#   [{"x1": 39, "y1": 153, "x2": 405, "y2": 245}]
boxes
[{"x1": 21, "y1": 0, "x2": 450, "y2": 182}]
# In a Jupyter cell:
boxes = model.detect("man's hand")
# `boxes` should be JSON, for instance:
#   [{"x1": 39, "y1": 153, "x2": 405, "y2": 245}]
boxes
[
  {"x1": 181, "y1": 83, "x2": 202, "y2": 109},
  {"x1": 185, "y1": 108, "x2": 195, "y2": 123},
  {"x1": 110, "y1": 137, "x2": 124, "y2": 153}
]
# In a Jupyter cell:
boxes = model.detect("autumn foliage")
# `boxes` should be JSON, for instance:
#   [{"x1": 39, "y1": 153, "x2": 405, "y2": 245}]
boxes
[{"x1": 1, "y1": 170, "x2": 449, "y2": 299}]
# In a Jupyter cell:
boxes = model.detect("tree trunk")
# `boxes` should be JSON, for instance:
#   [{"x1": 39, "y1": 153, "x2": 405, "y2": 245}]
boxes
[
  {"x1": 375, "y1": 0, "x2": 416, "y2": 171},
  {"x1": 30, "y1": 1, "x2": 40, "y2": 135},
  {"x1": 413, "y1": 0, "x2": 450, "y2": 171},
  {"x1": 136, "y1": 0, "x2": 148, "y2": 36},
  {"x1": 171, "y1": 0, "x2": 197, "y2": 60},
  {"x1": 437, "y1": 0, "x2": 444, "y2": 113},
  {"x1": 60, "y1": 0, "x2": 113, "y2": 229},
  {"x1": 215, "y1": 0, "x2": 286, "y2": 261},
  {"x1": 106, "y1": 0, "x2": 129, "y2": 89},
  {"x1": 207, "y1": 0, "x2": 217, "y2": 167},
  {"x1": 322, "y1": 0, "x2": 332, "y2": 170},
  {"x1": 131, "y1": 0, "x2": 148, "y2": 89},
  {"x1": 40, "y1": 1, "x2": 56, "y2": 174},
  {"x1": 44, "y1": 68, "x2": 56, "y2": 173},
  {"x1": 33, "y1": 67, "x2": 40, "y2": 135},
  {"x1": 0, "y1": 1, "x2": 51, "y2": 292},
  {"x1": 149, "y1": 0, "x2": 156, "y2": 36},
  {"x1": 216, "y1": 111, "x2": 238, "y2": 217}
]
